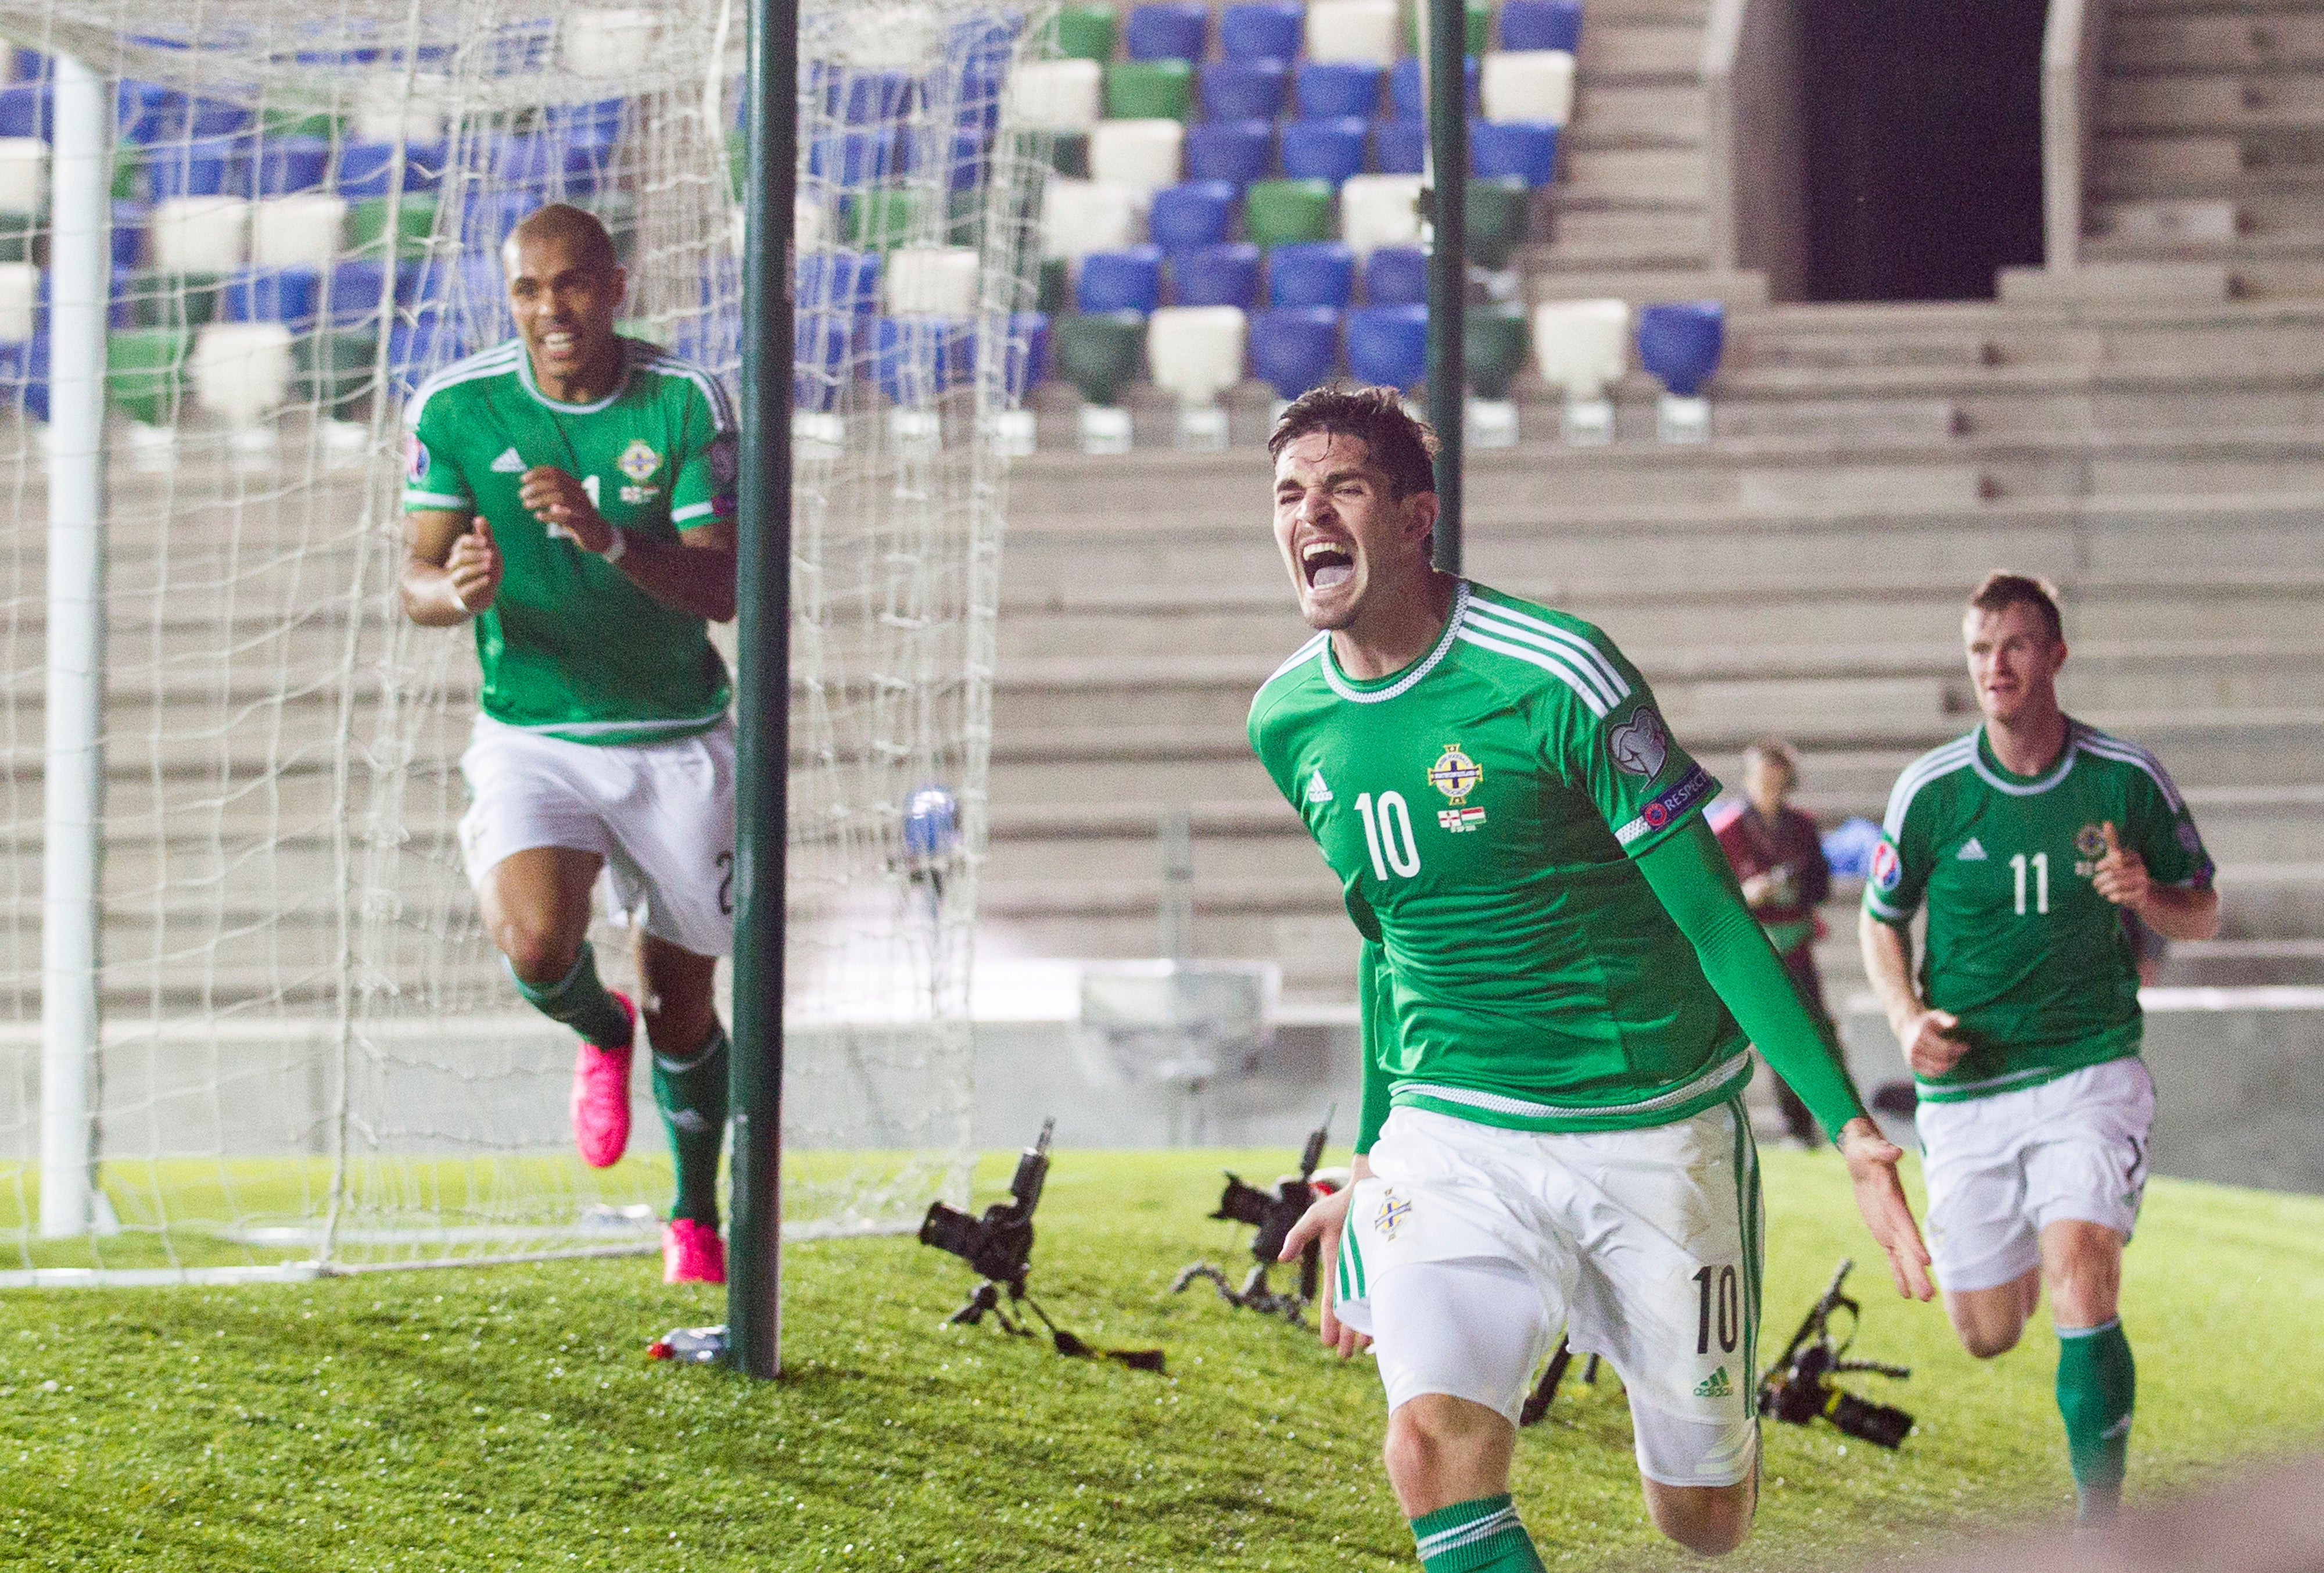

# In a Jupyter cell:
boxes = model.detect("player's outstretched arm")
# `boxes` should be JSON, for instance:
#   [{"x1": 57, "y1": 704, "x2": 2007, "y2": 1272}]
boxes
[
  {"x1": 401, "y1": 510, "x2": 499, "y2": 626},
  {"x1": 1636, "y1": 818, "x2": 1934, "y2": 1299},
  {"x1": 1281, "y1": 1155, "x2": 1372, "y2": 1358}
]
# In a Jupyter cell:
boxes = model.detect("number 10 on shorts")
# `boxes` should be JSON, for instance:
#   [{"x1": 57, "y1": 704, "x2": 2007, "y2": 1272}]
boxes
[{"x1": 1695, "y1": 1264, "x2": 1740, "y2": 1355}]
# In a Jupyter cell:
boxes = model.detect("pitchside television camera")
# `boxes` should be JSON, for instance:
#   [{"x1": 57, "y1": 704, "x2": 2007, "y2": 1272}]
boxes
[
  {"x1": 1173, "y1": 1112, "x2": 1344, "y2": 1323},
  {"x1": 1758, "y1": 1259, "x2": 1916, "y2": 1449}
]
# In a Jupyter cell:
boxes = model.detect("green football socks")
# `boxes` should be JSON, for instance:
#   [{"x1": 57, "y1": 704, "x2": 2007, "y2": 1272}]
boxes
[
  {"x1": 652, "y1": 1025, "x2": 730, "y2": 1227},
  {"x1": 1411, "y1": 1495, "x2": 1545, "y2": 1572},
  {"x1": 508, "y1": 940, "x2": 632, "y2": 1049},
  {"x1": 2057, "y1": 1317, "x2": 2135, "y2": 1521}
]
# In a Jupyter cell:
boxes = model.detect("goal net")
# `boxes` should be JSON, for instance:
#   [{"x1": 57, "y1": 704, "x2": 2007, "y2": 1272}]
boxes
[{"x1": 0, "y1": 0, "x2": 1056, "y2": 1281}]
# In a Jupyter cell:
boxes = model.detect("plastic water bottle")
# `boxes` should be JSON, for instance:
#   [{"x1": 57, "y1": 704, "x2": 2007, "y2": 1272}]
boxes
[{"x1": 646, "y1": 1324, "x2": 728, "y2": 1363}]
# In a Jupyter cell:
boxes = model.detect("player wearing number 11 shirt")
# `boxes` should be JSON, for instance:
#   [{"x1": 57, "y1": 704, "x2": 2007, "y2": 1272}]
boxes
[{"x1": 1253, "y1": 388, "x2": 1933, "y2": 1570}]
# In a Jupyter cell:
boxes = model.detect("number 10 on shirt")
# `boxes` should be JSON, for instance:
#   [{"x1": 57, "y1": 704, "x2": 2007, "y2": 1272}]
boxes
[{"x1": 1356, "y1": 791, "x2": 1423, "y2": 879}]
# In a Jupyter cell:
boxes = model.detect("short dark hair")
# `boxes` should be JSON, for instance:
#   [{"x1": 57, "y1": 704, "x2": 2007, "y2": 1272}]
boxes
[
  {"x1": 504, "y1": 202, "x2": 621, "y2": 277},
  {"x1": 1742, "y1": 737, "x2": 1799, "y2": 775},
  {"x1": 1966, "y1": 571, "x2": 2064, "y2": 644},
  {"x1": 1266, "y1": 383, "x2": 1439, "y2": 499}
]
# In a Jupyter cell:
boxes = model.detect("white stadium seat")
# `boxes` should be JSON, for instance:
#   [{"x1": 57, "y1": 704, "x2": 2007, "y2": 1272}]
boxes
[
  {"x1": 885, "y1": 246, "x2": 980, "y2": 317},
  {"x1": 191, "y1": 321, "x2": 295, "y2": 427},
  {"x1": 1007, "y1": 58, "x2": 1103, "y2": 133},
  {"x1": 0, "y1": 260, "x2": 35, "y2": 342},
  {"x1": 1306, "y1": 0, "x2": 1400, "y2": 64},
  {"x1": 1482, "y1": 49, "x2": 1575, "y2": 127},
  {"x1": 1339, "y1": 174, "x2": 1423, "y2": 257},
  {"x1": 560, "y1": 8, "x2": 661, "y2": 76},
  {"x1": 1147, "y1": 304, "x2": 1247, "y2": 407},
  {"x1": 1532, "y1": 298, "x2": 1630, "y2": 399},
  {"x1": 0, "y1": 137, "x2": 44, "y2": 216},
  {"x1": 1041, "y1": 178, "x2": 1143, "y2": 260},
  {"x1": 152, "y1": 196, "x2": 251, "y2": 274},
  {"x1": 1088, "y1": 119, "x2": 1185, "y2": 197},
  {"x1": 250, "y1": 194, "x2": 349, "y2": 268}
]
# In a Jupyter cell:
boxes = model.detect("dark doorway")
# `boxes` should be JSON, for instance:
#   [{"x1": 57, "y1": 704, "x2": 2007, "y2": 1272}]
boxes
[{"x1": 1801, "y1": 0, "x2": 2049, "y2": 301}]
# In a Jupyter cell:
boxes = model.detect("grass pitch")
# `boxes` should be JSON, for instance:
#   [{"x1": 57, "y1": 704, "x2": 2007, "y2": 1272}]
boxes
[{"x1": 2, "y1": 1149, "x2": 2319, "y2": 1571}]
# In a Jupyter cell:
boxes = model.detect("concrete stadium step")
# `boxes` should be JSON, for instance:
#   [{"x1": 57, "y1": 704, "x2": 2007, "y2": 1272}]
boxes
[
  {"x1": 1552, "y1": 148, "x2": 1706, "y2": 210},
  {"x1": 1577, "y1": 22, "x2": 1703, "y2": 80},
  {"x1": 1563, "y1": 83, "x2": 1705, "y2": 149},
  {"x1": 2101, "y1": 73, "x2": 2324, "y2": 133},
  {"x1": 2112, "y1": 12, "x2": 2324, "y2": 70}
]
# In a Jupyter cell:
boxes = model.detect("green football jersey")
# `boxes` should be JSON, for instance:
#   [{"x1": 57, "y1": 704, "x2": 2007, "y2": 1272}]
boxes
[
  {"x1": 402, "y1": 336, "x2": 737, "y2": 745},
  {"x1": 1249, "y1": 580, "x2": 1749, "y2": 1135},
  {"x1": 1864, "y1": 721, "x2": 2214, "y2": 1103}
]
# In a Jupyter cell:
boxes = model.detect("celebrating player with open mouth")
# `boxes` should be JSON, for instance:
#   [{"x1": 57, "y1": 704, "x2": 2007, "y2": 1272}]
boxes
[
  {"x1": 398, "y1": 204, "x2": 741, "y2": 1287},
  {"x1": 1861, "y1": 573, "x2": 2221, "y2": 1524},
  {"x1": 1256, "y1": 387, "x2": 1932, "y2": 1567}
]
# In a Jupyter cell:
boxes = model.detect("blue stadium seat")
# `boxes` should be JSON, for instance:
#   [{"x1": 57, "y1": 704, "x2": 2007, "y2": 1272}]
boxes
[
  {"x1": 144, "y1": 135, "x2": 250, "y2": 202},
  {"x1": 1472, "y1": 120, "x2": 1558, "y2": 186},
  {"x1": 460, "y1": 188, "x2": 537, "y2": 248},
  {"x1": 831, "y1": 69, "x2": 914, "y2": 125},
  {"x1": 491, "y1": 131, "x2": 605, "y2": 195},
  {"x1": 323, "y1": 259, "x2": 391, "y2": 327},
  {"x1": 110, "y1": 202, "x2": 146, "y2": 269},
  {"x1": 1498, "y1": 0, "x2": 1583, "y2": 52},
  {"x1": 1149, "y1": 180, "x2": 1238, "y2": 252},
  {"x1": 0, "y1": 336, "x2": 46, "y2": 421},
  {"x1": 1268, "y1": 240, "x2": 1354, "y2": 308},
  {"x1": 797, "y1": 247, "x2": 883, "y2": 314},
  {"x1": 0, "y1": 81, "x2": 50, "y2": 141},
  {"x1": 115, "y1": 80, "x2": 181, "y2": 145},
  {"x1": 1278, "y1": 117, "x2": 1369, "y2": 184},
  {"x1": 1636, "y1": 300, "x2": 1724, "y2": 397},
  {"x1": 389, "y1": 309, "x2": 457, "y2": 401},
  {"x1": 1346, "y1": 302, "x2": 1427, "y2": 390},
  {"x1": 1220, "y1": 1, "x2": 1304, "y2": 62},
  {"x1": 1363, "y1": 245, "x2": 1426, "y2": 305},
  {"x1": 1390, "y1": 56, "x2": 1479, "y2": 119},
  {"x1": 254, "y1": 135, "x2": 331, "y2": 196},
  {"x1": 1200, "y1": 60, "x2": 1288, "y2": 123},
  {"x1": 1295, "y1": 61, "x2": 1382, "y2": 119},
  {"x1": 1075, "y1": 245, "x2": 1165, "y2": 315},
  {"x1": 1125, "y1": 3, "x2": 1211, "y2": 60},
  {"x1": 1003, "y1": 311, "x2": 1049, "y2": 399},
  {"x1": 339, "y1": 139, "x2": 448, "y2": 199},
  {"x1": 1374, "y1": 119, "x2": 1423, "y2": 175},
  {"x1": 874, "y1": 315, "x2": 974, "y2": 404},
  {"x1": 223, "y1": 265, "x2": 323, "y2": 332},
  {"x1": 1185, "y1": 120, "x2": 1274, "y2": 187},
  {"x1": 185, "y1": 98, "x2": 252, "y2": 138},
  {"x1": 808, "y1": 125, "x2": 905, "y2": 188},
  {"x1": 1250, "y1": 306, "x2": 1341, "y2": 401},
  {"x1": 1172, "y1": 242, "x2": 1261, "y2": 309}
]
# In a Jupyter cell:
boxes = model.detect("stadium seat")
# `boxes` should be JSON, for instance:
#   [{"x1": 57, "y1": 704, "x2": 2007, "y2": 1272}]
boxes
[
  {"x1": 1482, "y1": 51, "x2": 1575, "y2": 127},
  {"x1": 253, "y1": 135, "x2": 330, "y2": 196},
  {"x1": 1149, "y1": 180, "x2": 1237, "y2": 252},
  {"x1": 1104, "y1": 60, "x2": 1195, "y2": 123},
  {"x1": 125, "y1": 268, "x2": 227, "y2": 332},
  {"x1": 386, "y1": 308, "x2": 456, "y2": 402},
  {"x1": 1295, "y1": 62, "x2": 1383, "y2": 120},
  {"x1": 145, "y1": 135, "x2": 250, "y2": 202},
  {"x1": 1045, "y1": 131, "x2": 1093, "y2": 180},
  {"x1": 338, "y1": 139, "x2": 446, "y2": 199},
  {"x1": 1149, "y1": 303, "x2": 1248, "y2": 447},
  {"x1": 1363, "y1": 244, "x2": 1426, "y2": 306},
  {"x1": 152, "y1": 196, "x2": 250, "y2": 274},
  {"x1": 1250, "y1": 305, "x2": 1341, "y2": 401},
  {"x1": 1089, "y1": 118, "x2": 1185, "y2": 194},
  {"x1": 1049, "y1": 3, "x2": 1121, "y2": 62},
  {"x1": 116, "y1": 79, "x2": 181, "y2": 145},
  {"x1": 1008, "y1": 59, "x2": 1103, "y2": 133},
  {"x1": 1172, "y1": 242, "x2": 1260, "y2": 309},
  {"x1": 1306, "y1": 0, "x2": 1399, "y2": 64},
  {"x1": 1373, "y1": 119, "x2": 1423, "y2": 177},
  {"x1": 1472, "y1": 121, "x2": 1558, "y2": 187},
  {"x1": 1055, "y1": 309, "x2": 1146, "y2": 451},
  {"x1": 1532, "y1": 296, "x2": 1629, "y2": 421},
  {"x1": 0, "y1": 137, "x2": 41, "y2": 217},
  {"x1": 873, "y1": 314, "x2": 974, "y2": 406},
  {"x1": 1185, "y1": 121, "x2": 1274, "y2": 186},
  {"x1": 0, "y1": 334, "x2": 46, "y2": 421},
  {"x1": 105, "y1": 325, "x2": 186, "y2": 427},
  {"x1": 1500, "y1": 0, "x2": 1583, "y2": 52},
  {"x1": 810, "y1": 126, "x2": 904, "y2": 188},
  {"x1": 0, "y1": 258, "x2": 31, "y2": 342},
  {"x1": 458, "y1": 187, "x2": 537, "y2": 249},
  {"x1": 1268, "y1": 240, "x2": 1354, "y2": 308},
  {"x1": 1465, "y1": 175, "x2": 1532, "y2": 268},
  {"x1": 1125, "y1": 3, "x2": 1210, "y2": 62},
  {"x1": 191, "y1": 318, "x2": 295, "y2": 428},
  {"x1": 0, "y1": 80, "x2": 49, "y2": 141},
  {"x1": 1076, "y1": 245, "x2": 1165, "y2": 315},
  {"x1": 223, "y1": 264, "x2": 322, "y2": 331},
  {"x1": 1339, "y1": 173, "x2": 1422, "y2": 256},
  {"x1": 1200, "y1": 61, "x2": 1289, "y2": 124},
  {"x1": 252, "y1": 194, "x2": 347, "y2": 267},
  {"x1": 1346, "y1": 302, "x2": 1427, "y2": 390},
  {"x1": 296, "y1": 328, "x2": 377, "y2": 424},
  {"x1": 107, "y1": 201, "x2": 144, "y2": 268},
  {"x1": 829, "y1": 68, "x2": 914, "y2": 126},
  {"x1": 490, "y1": 131, "x2": 600, "y2": 196},
  {"x1": 1389, "y1": 56, "x2": 1479, "y2": 119},
  {"x1": 1278, "y1": 118, "x2": 1368, "y2": 185},
  {"x1": 844, "y1": 185, "x2": 933, "y2": 250},
  {"x1": 1003, "y1": 310, "x2": 1050, "y2": 400},
  {"x1": 1465, "y1": 300, "x2": 1529, "y2": 397},
  {"x1": 1041, "y1": 178, "x2": 1143, "y2": 259},
  {"x1": 321, "y1": 257, "x2": 402, "y2": 328},
  {"x1": 1243, "y1": 178, "x2": 1333, "y2": 247},
  {"x1": 1637, "y1": 299, "x2": 1724, "y2": 396},
  {"x1": 1406, "y1": 0, "x2": 1491, "y2": 56},
  {"x1": 885, "y1": 245, "x2": 979, "y2": 316},
  {"x1": 1220, "y1": 2, "x2": 1305, "y2": 62},
  {"x1": 185, "y1": 97, "x2": 252, "y2": 138}
]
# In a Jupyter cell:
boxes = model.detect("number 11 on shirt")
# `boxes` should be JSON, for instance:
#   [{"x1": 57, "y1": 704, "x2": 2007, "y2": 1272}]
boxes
[{"x1": 2011, "y1": 851, "x2": 2049, "y2": 915}]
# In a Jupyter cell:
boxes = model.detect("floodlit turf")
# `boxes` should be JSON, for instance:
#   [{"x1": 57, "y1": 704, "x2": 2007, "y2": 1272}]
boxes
[{"x1": 2, "y1": 1149, "x2": 2319, "y2": 1571}]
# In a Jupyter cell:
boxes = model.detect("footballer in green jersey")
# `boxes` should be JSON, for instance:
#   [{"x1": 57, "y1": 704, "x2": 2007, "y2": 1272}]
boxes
[
  {"x1": 1861, "y1": 572, "x2": 2222, "y2": 1525},
  {"x1": 1263, "y1": 388, "x2": 1932, "y2": 1568},
  {"x1": 399, "y1": 205, "x2": 739, "y2": 1288}
]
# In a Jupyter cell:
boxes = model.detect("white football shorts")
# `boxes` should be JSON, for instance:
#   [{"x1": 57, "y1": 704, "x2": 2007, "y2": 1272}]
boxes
[
  {"x1": 1917, "y1": 1055, "x2": 2154, "y2": 1293},
  {"x1": 457, "y1": 713, "x2": 737, "y2": 959},
  {"x1": 1334, "y1": 1103, "x2": 1763, "y2": 1489}
]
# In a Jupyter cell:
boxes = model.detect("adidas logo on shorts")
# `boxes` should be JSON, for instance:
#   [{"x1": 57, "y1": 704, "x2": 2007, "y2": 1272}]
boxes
[{"x1": 1694, "y1": 1366, "x2": 1733, "y2": 1398}]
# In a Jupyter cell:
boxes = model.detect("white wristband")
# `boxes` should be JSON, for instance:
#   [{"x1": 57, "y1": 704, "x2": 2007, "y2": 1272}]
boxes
[{"x1": 601, "y1": 528, "x2": 629, "y2": 565}]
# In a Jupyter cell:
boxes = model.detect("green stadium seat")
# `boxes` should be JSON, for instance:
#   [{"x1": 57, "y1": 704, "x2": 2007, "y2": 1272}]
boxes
[
  {"x1": 1103, "y1": 59, "x2": 1193, "y2": 122},
  {"x1": 106, "y1": 327, "x2": 187, "y2": 427},
  {"x1": 129, "y1": 271, "x2": 225, "y2": 332},
  {"x1": 349, "y1": 194, "x2": 439, "y2": 259},
  {"x1": 1465, "y1": 175, "x2": 1530, "y2": 270},
  {"x1": 297, "y1": 329, "x2": 377, "y2": 422},
  {"x1": 1407, "y1": 0, "x2": 1492, "y2": 58},
  {"x1": 1055, "y1": 310, "x2": 1146, "y2": 406},
  {"x1": 1243, "y1": 179, "x2": 1335, "y2": 248},
  {"x1": 1048, "y1": 4, "x2": 1120, "y2": 62},
  {"x1": 844, "y1": 186, "x2": 932, "y2": 250},
  {"x1": 1038, "y1": 256, "x2": 1071, "y2": 314},
  {"x1": 1464, "y1": 301, "x2": 1529, "y2": 399}
]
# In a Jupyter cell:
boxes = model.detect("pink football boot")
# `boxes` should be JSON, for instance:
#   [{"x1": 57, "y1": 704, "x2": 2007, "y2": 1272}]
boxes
[
  {"x1": 569, "y1": 990, "x2": 637, "y2": 1169},
  {"x1": 662, "y1": 1218, "x2": 727, "y2": 1285}
]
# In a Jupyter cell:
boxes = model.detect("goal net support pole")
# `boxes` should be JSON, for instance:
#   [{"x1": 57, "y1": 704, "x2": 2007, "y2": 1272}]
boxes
[
  {"x1": 39, "y1": 49, "x2": 106, "y2": 1240},
  {"x1": 1420, "y1": 0, "x2": 1467, "y2": 575},
  {"x1": 729, "y1": 0, "x2": 800, "y2": 1381}
]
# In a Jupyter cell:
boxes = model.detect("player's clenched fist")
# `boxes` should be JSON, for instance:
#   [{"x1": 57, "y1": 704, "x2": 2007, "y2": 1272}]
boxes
[
  {"x1": 520, "y1": 465, "x2": 612, "y2": 553},
  {"x1": 1281, "y1": 1166, "x2": 1370, "y2": 1359},
  {"x1": 2090, "y1": 821, "x2": 2153, "y2": 912},
  {"x1": 1897, "y1": 1006, "x2": 1969, "y2": 1078},
  {"x1": 444, "y1": 518, "x2": 503, "y2": 615}
]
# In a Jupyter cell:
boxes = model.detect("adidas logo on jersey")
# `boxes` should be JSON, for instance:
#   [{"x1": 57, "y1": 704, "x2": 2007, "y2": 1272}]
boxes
[
  {"x1": 1956, "y1": 837, "x2": 1988, "y2": 861},
  {"x1": 490, "y1": 447, "x2": 526, "y2": 473},
  {"x1": 1306, "y1": 769, "x2": 1333, "y2": 804},
  {"x1": 1694, "y1": 1366, "x2": 1733, "y2": 1399}
]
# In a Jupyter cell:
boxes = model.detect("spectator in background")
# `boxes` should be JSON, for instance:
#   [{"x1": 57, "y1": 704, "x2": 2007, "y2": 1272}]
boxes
[{"x1": 1713, "y1": 739, "x2": 1857, "y2": 1145}]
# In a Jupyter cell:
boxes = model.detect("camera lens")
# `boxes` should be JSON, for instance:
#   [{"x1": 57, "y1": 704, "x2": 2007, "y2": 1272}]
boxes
[{"x1": 1827, "y1": 1391, "x2": 1914, "y2": 1449}]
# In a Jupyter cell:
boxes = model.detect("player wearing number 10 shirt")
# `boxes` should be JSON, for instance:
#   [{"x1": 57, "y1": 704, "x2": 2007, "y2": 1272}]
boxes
[{"x1": 1253, "y1": 388, "x2": 1933, "y2": 1571}]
